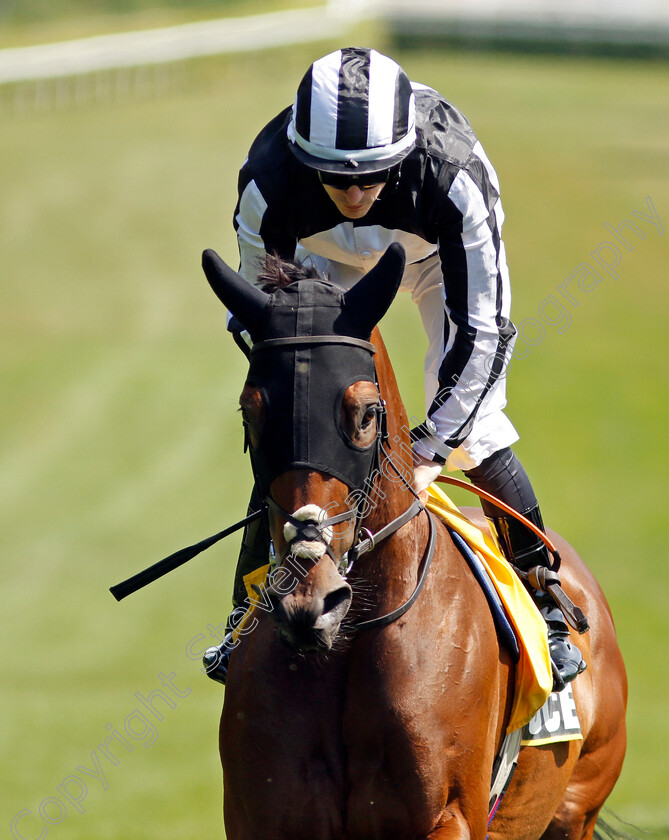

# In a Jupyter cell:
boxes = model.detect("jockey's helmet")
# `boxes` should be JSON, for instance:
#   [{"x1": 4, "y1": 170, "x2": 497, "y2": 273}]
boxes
[{"x1": 287, "y1": 47, "x2": 416, "y2": 175}]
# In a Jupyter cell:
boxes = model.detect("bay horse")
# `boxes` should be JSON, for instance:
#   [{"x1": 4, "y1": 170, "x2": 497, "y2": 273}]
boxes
[{"x1": 201, "y1": 243, "x2": 627, "y2": 840}]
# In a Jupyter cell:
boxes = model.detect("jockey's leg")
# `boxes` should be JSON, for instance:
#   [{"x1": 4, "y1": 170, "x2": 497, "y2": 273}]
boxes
[
  {"x1": 202, "y1": 484, "x2": 270, "y2": 685},
  {"x1": 464, "y1": 447, "x2": 586, "y2": 691}
]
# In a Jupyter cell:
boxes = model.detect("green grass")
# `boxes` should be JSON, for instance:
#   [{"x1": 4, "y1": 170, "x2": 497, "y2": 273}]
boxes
[{"x1": 1, "y1": 38, "x2": 668, "y2": 838}]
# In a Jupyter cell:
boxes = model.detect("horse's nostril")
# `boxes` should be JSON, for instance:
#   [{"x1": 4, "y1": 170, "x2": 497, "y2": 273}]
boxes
[
  {"x1": 323, "y1": 586, "x2": 353, "y2": 617},
  {"x1": 266, "y1": 587, "x2": 282, "y2": 613},
  {"x1": 312, "y1": 584, "x2": 352, "y2": 639}
]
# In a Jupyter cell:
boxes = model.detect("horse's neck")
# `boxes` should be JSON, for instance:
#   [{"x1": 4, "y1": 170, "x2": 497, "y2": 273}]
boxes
[
  {"x1": 349, "y1": 328, "x2": 430, "y2": 610},
  {"x1": 366, "y1": 328, "x2": 418, "y2": 526}
]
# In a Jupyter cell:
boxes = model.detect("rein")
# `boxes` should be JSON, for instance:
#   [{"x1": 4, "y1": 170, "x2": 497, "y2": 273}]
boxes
[
  {"x1": 435, "y1": 475, "x2": 561, "y2": 561},
  {"x1": 110, "y1": 326, "x2": 578, "y2": 633},
  {"x1": 434, "y1": 475, "x2": 588, "y2": 634},
  {"x1": 353, "y1": 510, "x2": 436, "y2": 631}
]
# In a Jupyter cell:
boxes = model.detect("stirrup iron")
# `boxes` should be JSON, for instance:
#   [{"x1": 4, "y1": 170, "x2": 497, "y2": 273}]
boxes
[{"x1": 521, "y1": 565, "x2": 589, "y2": 635}]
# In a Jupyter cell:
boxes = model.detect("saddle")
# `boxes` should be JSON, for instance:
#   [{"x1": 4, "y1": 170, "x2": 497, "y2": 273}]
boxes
[
  {"x1": 424, "y1": 483, "x2": 553, "y2": 733},
  {"x1": 424, "y1": 484, "x2": 584, "y2": 825}
]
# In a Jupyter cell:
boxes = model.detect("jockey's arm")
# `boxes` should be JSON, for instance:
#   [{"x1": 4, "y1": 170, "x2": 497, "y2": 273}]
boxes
[
  {"x1": 412, "y1": 165, "x2": 516, "y2": 479},
  {"x1": 231, "y1": 172, "x2": 297, "y2": 343}
]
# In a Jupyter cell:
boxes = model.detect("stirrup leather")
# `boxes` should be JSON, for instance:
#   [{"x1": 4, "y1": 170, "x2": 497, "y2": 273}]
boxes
[{"x1": 487, "y1": 507, "x2": 589, "y2": 635}]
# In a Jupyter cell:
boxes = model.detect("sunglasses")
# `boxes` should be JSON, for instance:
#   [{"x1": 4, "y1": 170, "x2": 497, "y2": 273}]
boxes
[{"x1": 317, "y1": 169, "x2": 391, "y2": 190}]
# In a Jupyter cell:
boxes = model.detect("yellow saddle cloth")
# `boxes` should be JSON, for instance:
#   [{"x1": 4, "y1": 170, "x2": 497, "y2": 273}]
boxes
[
  {"x1": 425, "y1": 483, "x2": 552, "y2": 732},
  {"x1": 234, "y1": 483, "x2": 552, "y2": 733}
]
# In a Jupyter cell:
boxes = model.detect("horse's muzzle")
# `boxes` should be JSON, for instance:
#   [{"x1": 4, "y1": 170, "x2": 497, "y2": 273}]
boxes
[{"x1": 267, "y1": 568, "x2": 352, "y2": 652}]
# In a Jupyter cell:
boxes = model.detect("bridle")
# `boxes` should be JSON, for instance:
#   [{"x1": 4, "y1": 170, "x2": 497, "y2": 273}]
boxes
[
  {"x1": 249, "y1": 334, "x2": 386, "y2": 568},
  {"x1": 110, "y1": 323, "x2": 583, "y2": 635},
  {"x1": 110, "y1": 333, "x2": 438, "y2": 632},
  {"x1": 249, "y1": 333, "x2": 437, "y2": 632}
]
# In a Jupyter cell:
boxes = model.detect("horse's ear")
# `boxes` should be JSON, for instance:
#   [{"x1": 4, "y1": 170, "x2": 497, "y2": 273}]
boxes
[
  {"x1": 343, "y1": 243, "x2": 406, "y2": 336},
  {"x1": 202, "y1": 249, "x2": 269, "y2": 334}
]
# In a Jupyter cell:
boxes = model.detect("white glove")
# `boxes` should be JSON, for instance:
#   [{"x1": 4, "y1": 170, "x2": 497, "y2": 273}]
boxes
[{"x1": 413, "y1": 454, "x2": 443, "y2": 496}]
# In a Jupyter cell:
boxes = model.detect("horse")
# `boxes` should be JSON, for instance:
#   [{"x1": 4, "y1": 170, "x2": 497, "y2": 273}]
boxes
[{"x1": 201, "y1": 243, "x2": 627, "y2": 840}]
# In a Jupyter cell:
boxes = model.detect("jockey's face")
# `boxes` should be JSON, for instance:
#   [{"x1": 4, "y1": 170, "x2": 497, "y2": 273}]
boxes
[{"x1": 321, "y1": 181, "x2": 386, "y2": 219}]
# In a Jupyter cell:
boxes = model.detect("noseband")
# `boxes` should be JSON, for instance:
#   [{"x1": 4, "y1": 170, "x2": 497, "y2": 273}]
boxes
[{"x1": 264, "y1": 493, "x2": 359, "y2": 568}]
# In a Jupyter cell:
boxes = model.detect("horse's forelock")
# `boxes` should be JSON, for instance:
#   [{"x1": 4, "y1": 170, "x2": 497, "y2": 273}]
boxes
[{"x1": 258, "y1": 254, "x2": 327, "y2": 292}]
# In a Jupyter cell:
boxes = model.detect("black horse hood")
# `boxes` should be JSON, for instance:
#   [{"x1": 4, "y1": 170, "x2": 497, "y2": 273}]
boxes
[
  {"x1": 201, "y1": 244, "x2": 406, "y2": 493},
  {"x1": 256, "y1": 277, "x2": 366, "y2": 342}
]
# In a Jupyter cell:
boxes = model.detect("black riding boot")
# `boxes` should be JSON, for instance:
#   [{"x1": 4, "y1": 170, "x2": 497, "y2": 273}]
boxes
[
  {"x1": 487, "y1": 504, "x2": 586, "y2": 692},
  {"x1": 465, "y1": 448, "x2": 586, "y2": 692},
  {"x1": 202, "y1": 626, "x2": 236, "y2": 685},
  {"x1": 202, "y1": 486, "x2": 270, "y2": 685}
]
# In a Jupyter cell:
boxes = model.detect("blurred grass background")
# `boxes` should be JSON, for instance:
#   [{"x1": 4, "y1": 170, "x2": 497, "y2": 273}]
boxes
[{"x1": 1, "y1": 6, "x2": 668, "y2": 837}]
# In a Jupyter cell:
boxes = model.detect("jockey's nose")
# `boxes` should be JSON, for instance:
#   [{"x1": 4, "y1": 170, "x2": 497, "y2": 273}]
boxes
[{"x1": 343, "y1": 184, "x2": 366, "y2": 202}]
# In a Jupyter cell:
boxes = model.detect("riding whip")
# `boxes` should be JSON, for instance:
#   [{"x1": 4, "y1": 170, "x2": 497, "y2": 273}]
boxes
[{"x1": 109, "y1": 509, "x2": 263, "y2": 601}]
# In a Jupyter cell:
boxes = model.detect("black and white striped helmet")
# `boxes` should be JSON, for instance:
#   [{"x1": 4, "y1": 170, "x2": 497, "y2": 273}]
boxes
[{"x1": 287, "y1": 47, "x2": 416, "y2": 175}]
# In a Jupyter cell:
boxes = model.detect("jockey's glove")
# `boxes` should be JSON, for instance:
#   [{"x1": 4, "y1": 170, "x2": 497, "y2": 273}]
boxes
[{"x1": 413, "y1": 453, "x2": 444, "y2": 496}]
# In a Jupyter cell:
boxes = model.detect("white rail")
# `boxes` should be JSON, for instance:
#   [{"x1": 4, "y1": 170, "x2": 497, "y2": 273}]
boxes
[
  {"x1": 0, "y1": 5, "x2": 366, "y2": 85},
  {"x1": 2, "y1": 0, "x2": 667, "y2": 89}
]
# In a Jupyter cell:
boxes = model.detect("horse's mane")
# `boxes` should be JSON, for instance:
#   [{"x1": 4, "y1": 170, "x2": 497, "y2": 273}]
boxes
[{"x1": 258, "y1": 254, "x2": 328, "y2": 292}]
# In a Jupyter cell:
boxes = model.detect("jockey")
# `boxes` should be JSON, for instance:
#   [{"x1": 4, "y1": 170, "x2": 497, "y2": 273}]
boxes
[{"x1": 203, "y1": 47, "x2": 585, "y2": 690}]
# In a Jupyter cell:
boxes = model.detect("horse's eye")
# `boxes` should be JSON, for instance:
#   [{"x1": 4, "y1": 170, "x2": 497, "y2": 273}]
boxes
[
  {"x1": 240, "y1": 409, "x2": 251, "y2": 431},
  {"x1": 361, "y1": 406, "x2": 377, "y2": 429},
  {"x1": 239, "y1": 387, "x2": 265, "y2": 450},
  {"x1": 340, "y1": 382, "x2": 380, "y2": 449}
]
